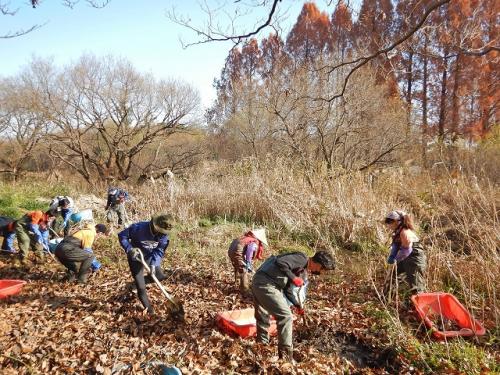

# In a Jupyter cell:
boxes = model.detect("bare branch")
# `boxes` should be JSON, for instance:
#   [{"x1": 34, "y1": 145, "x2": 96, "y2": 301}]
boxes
[
  {"x1": 169, "y1": 0, "x2": 282, "y2": 47},
  {"x1": 0, "y1": 23, "x2": 44, "y2": 39},
  {"x1": 319, "y1": 0, "x2": 451, "y2": 102}
]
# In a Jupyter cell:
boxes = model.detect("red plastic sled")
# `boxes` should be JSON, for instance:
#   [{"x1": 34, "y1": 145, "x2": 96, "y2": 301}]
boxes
[
  {"x1": 216, "y1": 308, "x2": 278, "y2": 338},
  {"x1": 0, "y1": 279, "x2": 27, "y2": 299},
  {"x1": 411, "y1": 292, "x2": 486, "y2": 339}
]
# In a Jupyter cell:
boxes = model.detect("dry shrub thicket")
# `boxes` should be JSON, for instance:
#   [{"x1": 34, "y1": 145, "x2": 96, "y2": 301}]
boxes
[{"x1": 122, "y1": 157, "x2": 499, "y2": 329}]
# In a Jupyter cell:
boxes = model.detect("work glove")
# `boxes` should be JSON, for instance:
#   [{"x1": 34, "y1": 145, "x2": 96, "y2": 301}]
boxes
[
  {"x1": 292, "y1": 277, "x2": 304, "y2": 287},
  {"x1": 129, "y1": 248, "x2": 142, "y2": 262},
  {"x1": 244, "y1": 261, "x2": 253, "y2": 273},
  {"x1": 291, "y1": 306, "x2": 305, "y2": 315},
  {"x1": 387, "y1": 255, "x2": 396, "y2": 264}
]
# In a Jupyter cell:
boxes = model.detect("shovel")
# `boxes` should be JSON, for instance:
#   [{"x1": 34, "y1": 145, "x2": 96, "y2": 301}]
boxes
[{"x1": 136, "y1": 250, "x2": 185, "y2": 321}]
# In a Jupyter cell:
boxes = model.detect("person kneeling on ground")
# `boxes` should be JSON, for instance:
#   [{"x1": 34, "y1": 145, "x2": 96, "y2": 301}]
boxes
[
  {"x1": 14, "y1": 209, "x2": 57, "y2": 266},
  {"x1": 118, "y1": 214, "x2": 172, "y2": 314},
  {"x1": 252, "y1": 250, "x2": 335, "y2": 361},
  {"x1": 0, "y1": 216, "x2": 16, "y2": 254},
  {"x1": 228, "y1": 228, "x2": 267, "y2": 295},
  {"x1": 383, "y1": 210, "x2": 427, "y2": 296},
  {"x1": 54, "y1": 223, "x2": 109, "y2": 284}
]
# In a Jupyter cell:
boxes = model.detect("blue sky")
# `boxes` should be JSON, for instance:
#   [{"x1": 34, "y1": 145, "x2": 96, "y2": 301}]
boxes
[{"x1": 0, "y1": 1, "x2": 357, "y2": 108}]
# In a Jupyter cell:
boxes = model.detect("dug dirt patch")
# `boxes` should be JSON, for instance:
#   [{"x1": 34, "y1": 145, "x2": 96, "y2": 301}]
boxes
[{"x1": 296, "y1": 326, "x2": 398, "y2": 370}]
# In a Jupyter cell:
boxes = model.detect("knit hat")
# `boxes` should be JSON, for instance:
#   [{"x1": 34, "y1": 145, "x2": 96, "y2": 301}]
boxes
[
  {"x1": 151, "y1": 214, "x2": 173, "y2": 234},
  {"x1": 249, "y1": 228, "x2": 268, "y2": 246}
]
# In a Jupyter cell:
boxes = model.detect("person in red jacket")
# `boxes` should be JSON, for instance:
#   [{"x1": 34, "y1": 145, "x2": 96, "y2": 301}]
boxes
[{"x1": 228, "y1": 228, "x2": 267, "y2": 295}]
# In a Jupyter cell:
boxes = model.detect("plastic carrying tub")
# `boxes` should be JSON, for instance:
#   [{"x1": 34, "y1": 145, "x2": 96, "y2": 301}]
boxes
[
  {"x1": 216, "y1": 308, "x2": 278, "y2": 338},
  {"x1": 411, "y1": 292, "x2": 486, "y2": 339},
  {"x1": 0, "y1": 280, "x2": 27, "y2": 299}
]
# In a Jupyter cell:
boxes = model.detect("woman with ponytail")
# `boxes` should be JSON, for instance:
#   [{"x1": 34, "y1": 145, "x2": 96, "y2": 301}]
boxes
[{"x1": 384, "y1": 210, "x2": 427, "y2": 294}]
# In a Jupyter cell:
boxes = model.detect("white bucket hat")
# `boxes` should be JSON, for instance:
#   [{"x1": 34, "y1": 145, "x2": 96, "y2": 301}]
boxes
[{"x1": 250, "y1": 228, "x2": 268, "y2": 246}]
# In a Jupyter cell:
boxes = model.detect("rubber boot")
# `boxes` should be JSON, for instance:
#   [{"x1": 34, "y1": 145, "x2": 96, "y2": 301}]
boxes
[
  {"x1": 278, "y1": 347, "x2": 295, "y2": 364},
  {"x1": 66, "y1": 271, "x2": 76, "y2": 282},
  {"x1": 239, "y1": 272, "x2": 251, "y2": 297}
]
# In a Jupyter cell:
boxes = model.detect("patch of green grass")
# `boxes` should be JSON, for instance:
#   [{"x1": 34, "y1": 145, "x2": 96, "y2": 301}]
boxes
[
  {"x1": 363, "y1": 302, "x2": 498, "y2": 374},
  {"x1": 0, "y1": 181, "x2": 69, "y2": 219},
  {"x1": 407, "y1": 338, "x2": 498, "y2": 374},
  {"x1": 198, "y1": 218, "x2": 213, "y2": 227}
]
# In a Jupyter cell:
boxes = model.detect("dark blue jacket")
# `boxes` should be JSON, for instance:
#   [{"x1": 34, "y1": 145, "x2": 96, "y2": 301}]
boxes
[{"x1": 118, "y1": 221, "x2": 169, "y2": 267}]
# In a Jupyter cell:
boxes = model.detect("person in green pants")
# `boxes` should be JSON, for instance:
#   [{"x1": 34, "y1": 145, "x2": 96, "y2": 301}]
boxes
[
  {"x1": 252, "y1": 250, "x2": 335, "y2": 361},
  {"x1": 14, "y1": 209, "x2": 57, "y2": 266},
  {"x1": 383, "y1": 210, "x2": 427, "y2": 296}
]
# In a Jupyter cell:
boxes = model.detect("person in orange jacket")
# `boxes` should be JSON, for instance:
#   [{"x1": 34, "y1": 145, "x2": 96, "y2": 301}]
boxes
[{"x1": 14, "y1": 209, "x2": 57, "y2": 266}]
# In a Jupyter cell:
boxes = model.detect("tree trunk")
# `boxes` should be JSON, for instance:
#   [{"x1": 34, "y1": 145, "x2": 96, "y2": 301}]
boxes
[
  {"x1": 438, "y1": 51, "x2": 449, "y2": 144},
  {"x1": 406, "y1": 50, "x2": 414, "y2": 136},
  {"x1": 421, "y1": 35, "x2": 429, "y2": 168}
]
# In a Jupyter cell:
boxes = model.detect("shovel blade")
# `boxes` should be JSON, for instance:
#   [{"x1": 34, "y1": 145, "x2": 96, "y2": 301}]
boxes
[{"x1": 166, "y1": 297, "x2": 185, "y2": 322}]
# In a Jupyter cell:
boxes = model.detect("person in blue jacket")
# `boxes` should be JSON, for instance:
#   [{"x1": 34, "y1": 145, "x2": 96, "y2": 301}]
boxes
[
  {"x1": 118, "y1": 214, "x2": 173, "y2": 314},
  {"x1": 0, "y1": 216, "x2": 16, "y2": 253}
]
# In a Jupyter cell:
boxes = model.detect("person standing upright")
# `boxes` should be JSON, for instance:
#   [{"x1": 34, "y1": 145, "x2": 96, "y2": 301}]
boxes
[{"x1": 106, "y1": 187, "x2": 130, "y2": 227}]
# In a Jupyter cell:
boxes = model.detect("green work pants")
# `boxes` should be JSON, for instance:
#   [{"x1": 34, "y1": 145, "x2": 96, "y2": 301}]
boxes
[
  {"x1": 14, "y1": 221, "x2": 44, "y2": 260},
  {"x1": 106, "y1": 204, "x2": 127, "y2": 225},
  {"x1": 394, "y1": 246, "x2": 427, "y2": 294},
  {"x1": 252, "y1": 272, "x2": 293, "y2": 355}
]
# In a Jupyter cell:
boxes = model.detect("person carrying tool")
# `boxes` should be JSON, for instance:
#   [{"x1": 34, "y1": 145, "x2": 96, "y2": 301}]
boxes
[
  {"x1": 105, "y1": 187, "x2": 130, "y2": 226},
  {"x1": 252, "y1": 250, "x2": 335, "y2": 361},
  {"x1": 54, "y1": 223, "x2": 109, "y2": 283},
  {"x1": 384, "y1": 210, "x2": 426, "y2": 295},
  {"x1": 0, "y1": 216, "x2": 16, "y2": 253},
  {"x1": 49, "y1": 195, "x2": 75, "y2": 236},
  {"x1": 14, "y1": 209, "x2": 57, "y2": 266},
  {"x1": 228, "y1": 228, "x2": 267, "y2": 295},
  {"x1": 118, "y1": 214, "x2": 172, "y2": 314}
]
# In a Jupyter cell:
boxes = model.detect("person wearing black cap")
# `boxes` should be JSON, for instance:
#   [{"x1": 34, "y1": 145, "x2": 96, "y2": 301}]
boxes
[
  {"x1": 252, "y1": 250, "x2": 335, "y2": 361},
  {"x1": 54, "y1": 223, "x2": 109, "y2": 284},
  {"x1": 118, "y1": 214, "x2": 173, "y2": 314}
]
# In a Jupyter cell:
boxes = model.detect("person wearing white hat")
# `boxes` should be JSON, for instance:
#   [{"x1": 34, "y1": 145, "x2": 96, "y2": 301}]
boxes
[
  {"x1": 228, "y1": 228, "x2": 268, "y2": 295},
  {"x1": 384, "y1": 210, "x2": 426, "y2": 295}
]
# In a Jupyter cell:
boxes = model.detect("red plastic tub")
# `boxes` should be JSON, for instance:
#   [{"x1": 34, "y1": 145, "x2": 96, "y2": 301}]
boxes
[
  {"x1": 216, "y1": 308, "x2": 278, "y2": 338},
  {"x1": 0, "y1": 280, "x2": 27, "y2": 299},
  {"x1": 411, "y1": 292, "x2": 486, "y2": 339}
]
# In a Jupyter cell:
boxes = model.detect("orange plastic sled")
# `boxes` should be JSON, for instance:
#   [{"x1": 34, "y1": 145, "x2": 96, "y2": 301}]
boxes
[
  {"x1": 0, "y1": 279, "x2": 27, "y2": 299},
  {"x1": 411, "y1": 292, "x2": 486, "y2": 339},
  {"x1": 216, "y1": 308, "x2": 278, "y2": 338}
]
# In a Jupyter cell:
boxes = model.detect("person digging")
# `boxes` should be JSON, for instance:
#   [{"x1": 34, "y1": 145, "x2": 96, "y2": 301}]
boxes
[
  {"x1": 14, "y1": 209, "x2": 57, "y2": 267},
  {"x1": 54, "y1": 223, "x2": 109, "y2": 284},
  {"x1": 228, "y1": 228, "x2": 267, "y2": 296},
  {"x1": 383, "y1": 210, "x2": 427, "y2": 300},
  {"x1": 49, "y1": 195, "x2": 75, "y2": 236},
  {"x1": 252, "y1": 250, "x2": 335, "y2": 362},
  {"x1": 118, "y1": 214, "x2": 183, "y2": 319}
]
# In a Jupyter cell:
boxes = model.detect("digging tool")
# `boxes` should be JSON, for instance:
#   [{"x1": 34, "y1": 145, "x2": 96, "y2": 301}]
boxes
[
  {"x1": 382, "y1": 263, "x2": 397, "y2": 305},
  {"x1": 136, "y1": 250, "x2": 185, "y2": 321},
  {"x1": 297, "y1": 285, "x2": 309, "y2": 327}
]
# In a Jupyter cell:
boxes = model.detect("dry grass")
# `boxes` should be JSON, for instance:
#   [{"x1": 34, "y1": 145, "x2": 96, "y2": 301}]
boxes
[{"x1": 119, "y1": 159, "x2": 499, "y2": 332}]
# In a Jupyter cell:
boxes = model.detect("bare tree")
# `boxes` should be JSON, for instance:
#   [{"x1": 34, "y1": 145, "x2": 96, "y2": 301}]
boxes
[
  {"x1": 37, "y1": 55, "x2": 200, "y2": 184},
  {"x1": 0, "y1": 72, "x2": 48, "y2": 180}
]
